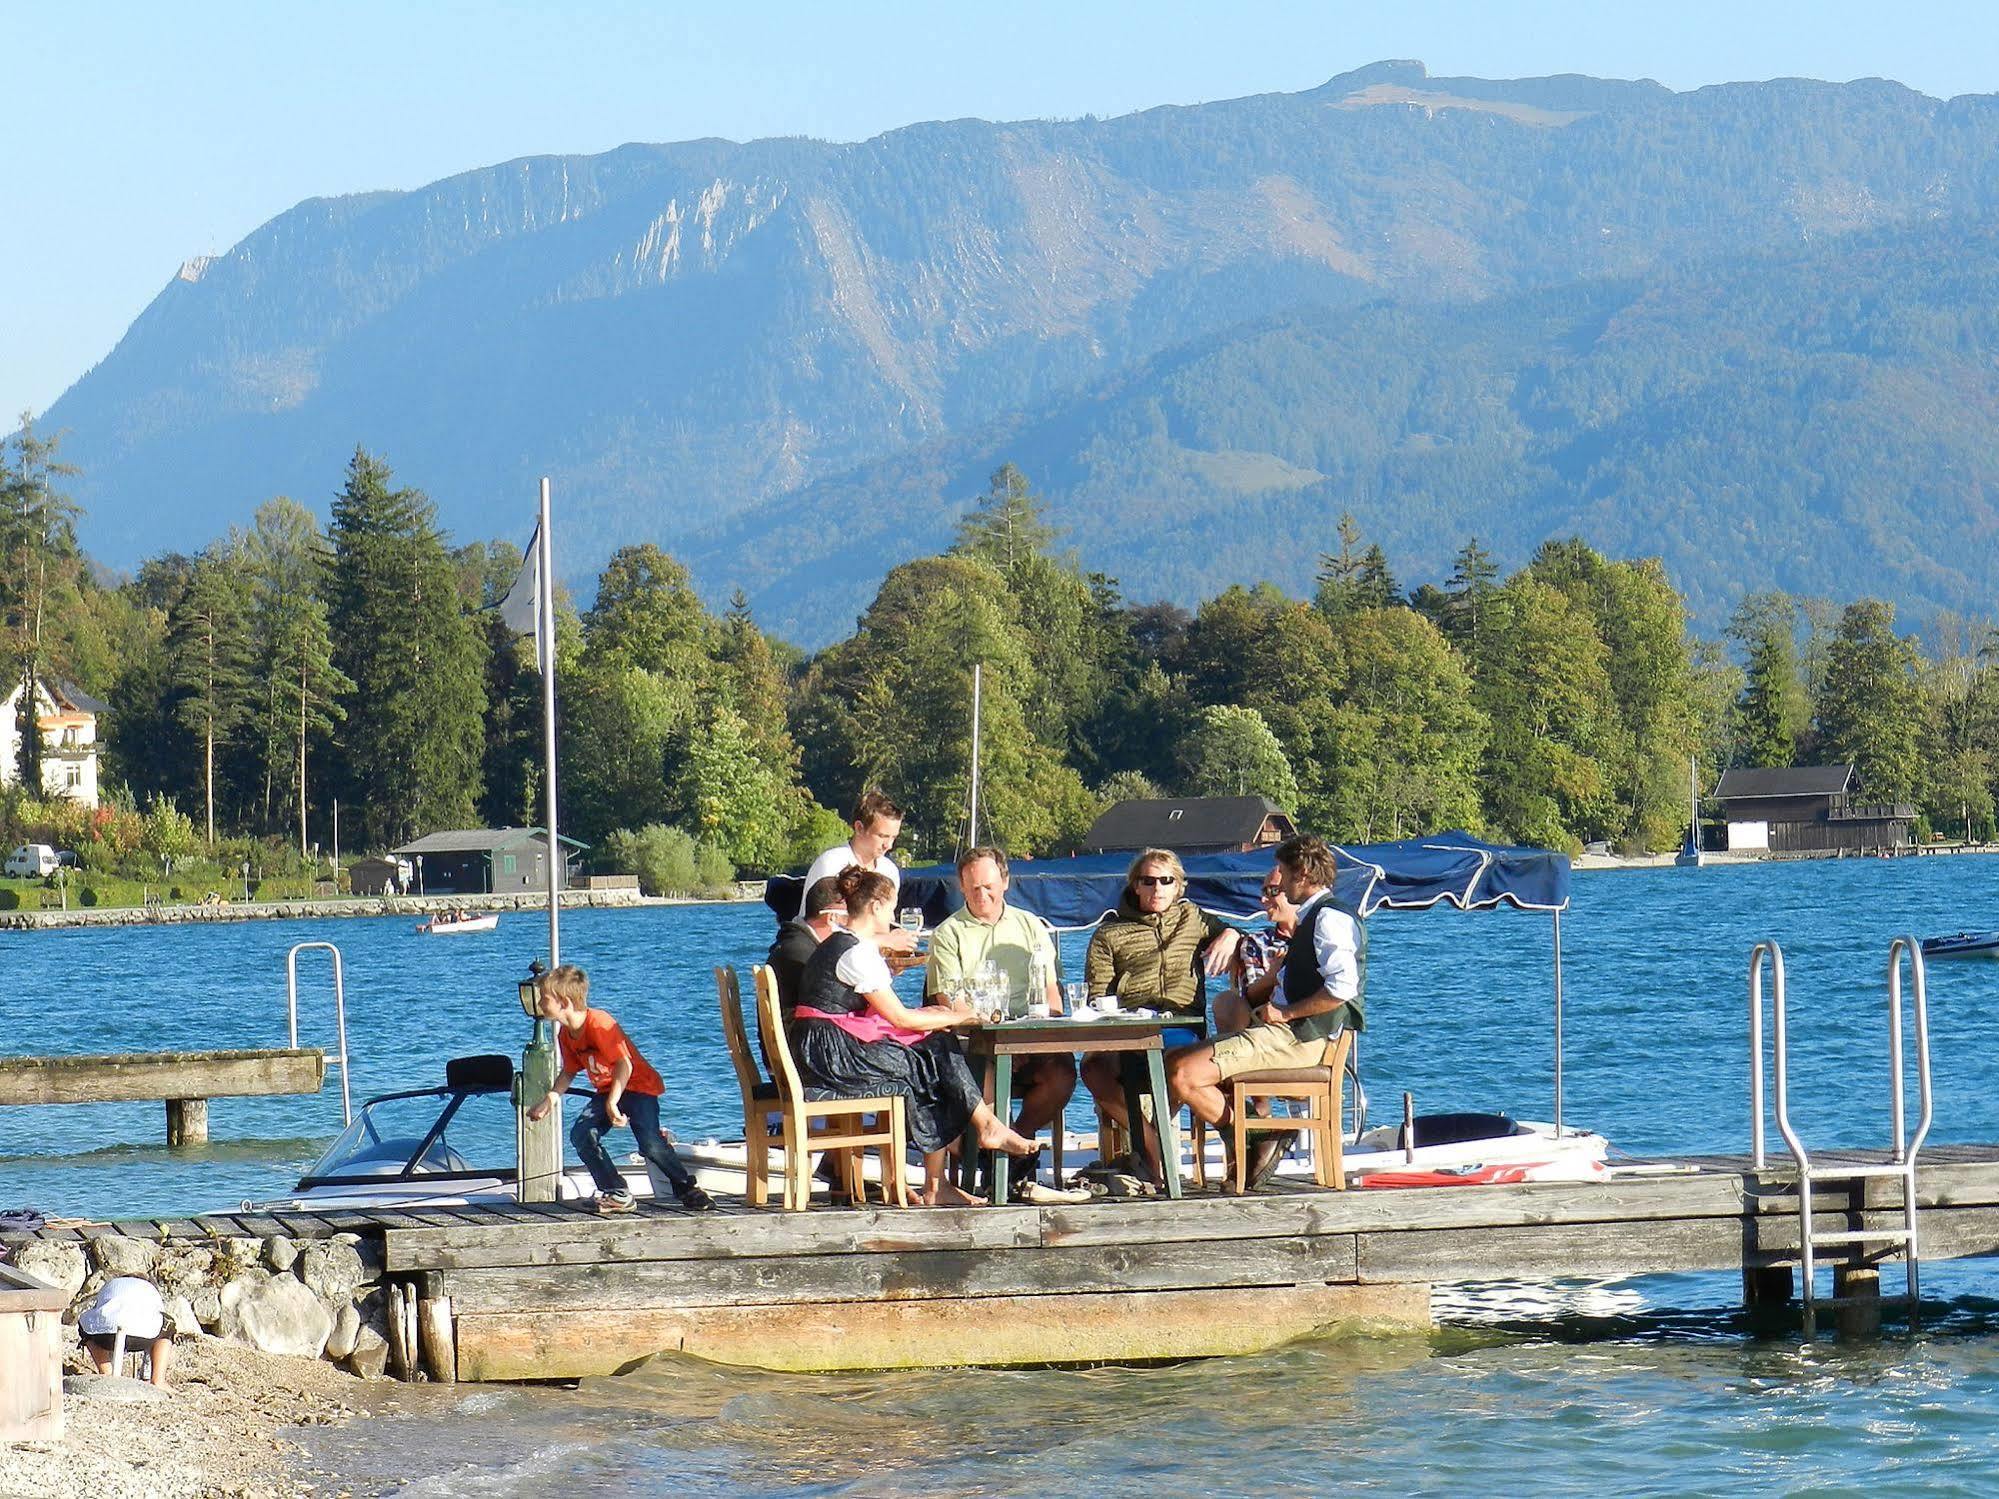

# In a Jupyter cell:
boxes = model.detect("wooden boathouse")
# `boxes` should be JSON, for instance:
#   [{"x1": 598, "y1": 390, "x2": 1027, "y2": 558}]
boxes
[{"x1": 12, "y1": 1146, "x2": 1999, "y2": 1379}]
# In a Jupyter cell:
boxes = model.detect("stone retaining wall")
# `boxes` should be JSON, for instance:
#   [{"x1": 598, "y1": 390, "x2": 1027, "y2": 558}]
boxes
[{"x1": 9, "y1": 1233, "x2": 392, "y2": 1378}]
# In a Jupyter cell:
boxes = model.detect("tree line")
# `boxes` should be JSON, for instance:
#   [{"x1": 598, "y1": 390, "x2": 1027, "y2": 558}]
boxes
[{"x1": 3, "y1": 433, "x2": 1989, "y2": 888}]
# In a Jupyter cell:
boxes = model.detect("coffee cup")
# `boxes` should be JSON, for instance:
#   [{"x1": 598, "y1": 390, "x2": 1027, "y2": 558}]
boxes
[
  {"x1": 1026, "y1": 1001, "x2": 1051, "y2": 1020},
  {"x1": 1093, "y1": 995, "x2": 1121, "y2": 1015}
]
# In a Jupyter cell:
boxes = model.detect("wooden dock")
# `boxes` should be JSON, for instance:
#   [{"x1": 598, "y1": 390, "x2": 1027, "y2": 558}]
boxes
[
  {"x1": 15, "y1": 1146, "x2": 1999, "y2": 1378},
  {"x1": 0, "y1": 1048, "x2": 325, "y2": 1144}
]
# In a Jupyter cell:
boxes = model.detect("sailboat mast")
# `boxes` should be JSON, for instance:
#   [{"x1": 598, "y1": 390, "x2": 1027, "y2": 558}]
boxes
[{"x1": 967, "y1": 662, "x2": 982, "y2": 849}]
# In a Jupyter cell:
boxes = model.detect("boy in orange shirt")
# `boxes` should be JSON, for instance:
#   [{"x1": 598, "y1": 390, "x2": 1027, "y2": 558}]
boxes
[{"x1": 525, "y1": 964, "x2": 715, "y2": 1213}]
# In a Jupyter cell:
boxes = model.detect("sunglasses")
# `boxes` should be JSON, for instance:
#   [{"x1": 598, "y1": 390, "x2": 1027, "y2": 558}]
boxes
[
  {"x1": 1259, "y1": 887, "x2": 1284, "y2": 900},
  {"x1": 1136, "y1": 874, "x2": 1178, "y2": 888}
]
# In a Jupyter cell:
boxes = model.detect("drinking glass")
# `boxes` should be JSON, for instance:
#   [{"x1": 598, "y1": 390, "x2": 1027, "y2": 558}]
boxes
[
  {"x1": 1063, "y1": 980, "x2": 1087, "y2": 1015},
  {"x1": 898, "y1": 907, "x2": 924, "y2": 937}
]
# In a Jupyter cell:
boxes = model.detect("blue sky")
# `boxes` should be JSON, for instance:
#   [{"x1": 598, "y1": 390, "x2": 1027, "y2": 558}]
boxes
[{"x1": 8, "y1": 0, "x2": 1999, "y2": 423}]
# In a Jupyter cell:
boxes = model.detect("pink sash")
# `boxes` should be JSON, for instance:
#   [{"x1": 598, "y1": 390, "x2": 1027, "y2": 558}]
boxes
[{"x1": 794, "y1": 1006, "x2": 926, "y2": 1047}]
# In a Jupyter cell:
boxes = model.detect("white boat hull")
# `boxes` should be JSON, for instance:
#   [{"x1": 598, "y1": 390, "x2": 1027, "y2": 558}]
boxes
[{"x1": 249, "y1": 1119, "x2": 1609, "y2": 1212}]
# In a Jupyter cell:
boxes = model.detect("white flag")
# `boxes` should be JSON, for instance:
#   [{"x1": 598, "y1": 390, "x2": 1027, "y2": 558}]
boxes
[{"x1": 498, "y1": 523, "x2": 541, "y2": 666}]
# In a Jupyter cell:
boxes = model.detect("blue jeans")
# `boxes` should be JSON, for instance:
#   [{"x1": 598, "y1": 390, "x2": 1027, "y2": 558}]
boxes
[{"x1": 570, "y1": 1090, "x2": 694, "y2": 1196}]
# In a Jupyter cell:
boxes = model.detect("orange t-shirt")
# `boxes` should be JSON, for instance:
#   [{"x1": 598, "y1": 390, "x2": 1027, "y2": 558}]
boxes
[{"x1": 556, "y1": 1008, "x2": 664, "y2": 1097}]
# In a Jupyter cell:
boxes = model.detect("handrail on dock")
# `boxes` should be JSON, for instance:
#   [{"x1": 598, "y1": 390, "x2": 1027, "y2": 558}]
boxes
[
  {"x1": 287, "y1": 941, "x2": 352, "y2": 1125},
  {"x1": 1885, "y1": 937, "x2": 1935, "y2": 1166},
  {"x1": 1747, "y1": 940, "x2": 1804, "y2": 1172}
]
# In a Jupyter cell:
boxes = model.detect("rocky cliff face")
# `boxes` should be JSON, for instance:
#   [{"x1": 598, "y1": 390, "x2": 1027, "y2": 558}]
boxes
[{"x1": 45, "y1": 62, "x2": 1999, "y2": 635}]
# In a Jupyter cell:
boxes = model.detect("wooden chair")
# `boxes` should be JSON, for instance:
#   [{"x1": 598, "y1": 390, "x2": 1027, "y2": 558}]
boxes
[
  {"x1": 1193, "y1": 1030, "x2": 1353, "y2": 1193},
  {"x1": 751, "y1": 965, "x2": 911, "y2": 1210},
  {"x1": 714, "y1": 966, "x2": 783, "y2": 1206}
]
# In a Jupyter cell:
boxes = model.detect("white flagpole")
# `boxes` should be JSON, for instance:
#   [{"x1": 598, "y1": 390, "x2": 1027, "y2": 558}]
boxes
[{"x1": 538, "y1": 477, "x2": 561, "y2": 966}]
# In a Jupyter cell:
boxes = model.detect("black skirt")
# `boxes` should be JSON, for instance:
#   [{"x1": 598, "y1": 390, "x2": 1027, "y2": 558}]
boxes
[{"x1": 794, "y1": 1022, "x2": 985, "y2": 1154}]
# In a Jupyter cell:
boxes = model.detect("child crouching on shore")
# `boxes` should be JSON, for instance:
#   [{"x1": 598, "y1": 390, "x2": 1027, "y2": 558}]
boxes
[{"x1": 526, "y1": 964, "x2": 715, "y2": 1214}]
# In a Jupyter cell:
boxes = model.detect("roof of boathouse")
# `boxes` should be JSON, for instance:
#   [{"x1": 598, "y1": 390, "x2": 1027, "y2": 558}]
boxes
[
  {"x1": 391, "y1": 827, "x2": 588, "y2": 856},
  {"x1": 1084, "y1": 795, "x2": 1295, "y2": 854},
  {"x1": 1712, "y1": 765, "x2": 1856, "y2": 802}
]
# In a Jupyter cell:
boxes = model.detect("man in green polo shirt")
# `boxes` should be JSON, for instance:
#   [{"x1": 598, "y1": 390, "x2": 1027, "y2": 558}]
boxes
[{"x1": 928, "y1": 846, "x2": 1078, "y2": 1181}]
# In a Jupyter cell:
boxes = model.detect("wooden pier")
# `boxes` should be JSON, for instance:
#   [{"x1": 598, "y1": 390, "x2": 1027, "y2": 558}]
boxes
[
  {"x1": 14, "y1": 1145, "x2": 1999, "y2": 1378},
  {"x1": 0, "y1": 1047, "x2": 325, "y2": 1145}
]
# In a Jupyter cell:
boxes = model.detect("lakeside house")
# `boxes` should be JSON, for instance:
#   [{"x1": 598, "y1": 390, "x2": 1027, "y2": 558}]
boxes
[
  {"x1": 0, "y1": 677, "x2": 104, "y2": 809},
  {"x1": 386, "y1": 828, "x2": 586, "y2": 895},
  {"x1": 1084, "y1": 795, "x2": 1296, "y2": 856},
  {"x1": 1713, "y1": 764, "x2": 1915, "y2": 855}
]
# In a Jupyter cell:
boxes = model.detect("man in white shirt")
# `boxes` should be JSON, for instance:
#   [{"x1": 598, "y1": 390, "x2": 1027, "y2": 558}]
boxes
[
  {"x1": 1167, "y1": 834, "x2": 1364, "y2": 1189},
  {"x1": 79, "y1": 1275, "x2": 173, "y2": 1388},
  {"x1": 798, "y1": 788, "x2": 915, "y2": 952}
]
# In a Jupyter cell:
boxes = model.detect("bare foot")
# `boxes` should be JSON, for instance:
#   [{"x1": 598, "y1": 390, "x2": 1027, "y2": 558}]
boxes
[
  {"x1": 926, "y1": 1179, "x2": 982, "y2": 1207},
  {"x1": 976, "y1": 1119, "x2": 1036, "y2": 1157}
]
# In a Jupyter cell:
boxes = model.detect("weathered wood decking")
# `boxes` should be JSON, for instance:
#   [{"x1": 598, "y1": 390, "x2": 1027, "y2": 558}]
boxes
[{"x1": 17, "y1": 1147, "x2": 1999, "y2": 1377}]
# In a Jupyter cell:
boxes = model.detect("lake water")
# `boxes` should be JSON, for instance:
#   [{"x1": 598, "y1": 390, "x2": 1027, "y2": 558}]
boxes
[{"x1": 9, "y1": 856, "x2": 1999, "y2": 1494}]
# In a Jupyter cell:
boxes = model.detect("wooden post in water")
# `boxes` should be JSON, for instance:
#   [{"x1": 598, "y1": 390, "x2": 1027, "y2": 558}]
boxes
[
  {"x1": 1834, "y1": 1264, "x2": 1882, "y2": 1336},
  {"x1": 1742, "y1": 1264, "x2": 1793, "y2": 1314},
  {"x1": 165, "y1": 1097, "x2": 207, "y2": 1146}
]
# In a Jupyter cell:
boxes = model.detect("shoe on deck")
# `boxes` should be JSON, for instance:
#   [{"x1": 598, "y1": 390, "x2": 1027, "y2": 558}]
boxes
[
  {"x1": 595, "y1": 1190, "x2": 636, "y2": 1215},
  {"x1": 677, "y1": 1185, "x2": 718, "y2": 1213},
  {"x1": 1245, "y1": 1132, "x2": 1299, "y2": 1191}
]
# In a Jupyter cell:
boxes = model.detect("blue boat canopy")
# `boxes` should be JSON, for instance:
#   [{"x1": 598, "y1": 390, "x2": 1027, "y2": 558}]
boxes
[{"x1": 764, "y1": 830, "x2": 1569, "y2": 930}]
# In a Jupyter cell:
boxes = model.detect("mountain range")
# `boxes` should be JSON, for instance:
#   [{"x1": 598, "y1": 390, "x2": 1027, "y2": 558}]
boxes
[{"x1": 42, "y1": 60, "x2": 1999, "y2": 643}]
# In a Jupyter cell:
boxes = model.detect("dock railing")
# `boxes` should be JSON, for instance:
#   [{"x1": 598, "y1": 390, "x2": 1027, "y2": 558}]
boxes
[{"x1": 287, "y1": 941, "x2": 352, "y2": 1125}]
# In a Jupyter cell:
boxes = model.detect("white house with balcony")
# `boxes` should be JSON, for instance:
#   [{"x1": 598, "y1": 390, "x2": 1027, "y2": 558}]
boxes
[{"x1": 0, "y1": 677, "x2": 105, "y2": 807}]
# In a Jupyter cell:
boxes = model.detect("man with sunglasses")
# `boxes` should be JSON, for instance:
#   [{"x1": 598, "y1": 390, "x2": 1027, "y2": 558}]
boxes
[
  {"x1": 1079, "y1": 847, "x2": 1239, "y2": 1184},
  {"x1": 1168, "y1": 833, "x2": 1364, "y2": 1190}
]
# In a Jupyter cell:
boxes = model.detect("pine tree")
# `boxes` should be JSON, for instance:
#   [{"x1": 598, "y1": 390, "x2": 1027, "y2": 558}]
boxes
[
  {"x1": 1728, "y1": 593, "x2": 1809, "y2": 768},
  {"x1": 1442, "y1": 537, "x2": 1499, "y2": 653},
  {"x1": 166, "y1": 549, "x2": 254, "y2": 843},
  {"x1": 1312, "y1": 513, "x2": 1366, "y2": 618},
  {"x1": 325, "y1": 449, "x2": 486, "y2": 848},
  {"x1": 1816, "y1": 600, "x2": 1923, "y2": 802},
  {"x1": 951, "y1": 463, "x2": 1057, "y2": 580}
]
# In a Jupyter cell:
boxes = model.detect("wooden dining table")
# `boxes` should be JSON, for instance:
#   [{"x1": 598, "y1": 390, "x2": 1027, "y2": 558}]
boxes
[{"x1": 960, "y1": 1013, "x2": 1187, "y2": 1206}]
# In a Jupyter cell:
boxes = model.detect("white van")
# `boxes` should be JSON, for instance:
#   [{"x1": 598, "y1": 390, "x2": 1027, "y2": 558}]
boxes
[{"x1": 3, "y1": 844, "x2": 58, "y2": 879}]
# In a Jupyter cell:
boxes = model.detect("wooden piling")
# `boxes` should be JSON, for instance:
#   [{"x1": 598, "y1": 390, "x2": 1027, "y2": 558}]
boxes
[
  {"x1": 165, "y1": 1097, "x2": 208, "y2": 1146},
  {"x1": 1834, "y1": 1264, "x2": 1883, "y2": 1337},
  {"x1": 418, "y1": 1294, "x2": 457, "y2": 1383}
]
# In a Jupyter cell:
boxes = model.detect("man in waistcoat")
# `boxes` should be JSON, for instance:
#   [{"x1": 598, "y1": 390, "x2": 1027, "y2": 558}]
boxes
[{"x1": 1166, "y1": 833, "x2": 1364, "y2": 1190}]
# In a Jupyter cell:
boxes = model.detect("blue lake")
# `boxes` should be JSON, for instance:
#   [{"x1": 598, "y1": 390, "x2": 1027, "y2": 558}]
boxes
[{"x1": 10, "y1": 856, "x2": 1999, "y2": 1495}]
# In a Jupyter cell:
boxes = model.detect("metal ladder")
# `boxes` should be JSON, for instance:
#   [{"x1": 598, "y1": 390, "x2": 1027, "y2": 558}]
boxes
[
  {"x1": 1748, "y1": 937, "x2": 1933, "y2": 1329},
  {"x1": 287, "y1": 941, "x2": 353, "y2": 1125}
]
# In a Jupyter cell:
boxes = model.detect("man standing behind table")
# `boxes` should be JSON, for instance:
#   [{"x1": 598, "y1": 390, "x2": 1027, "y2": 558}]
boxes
[
  {"x1": 798, "y1": 787, "x2": 915, "y2": 955},
  {"x1": 1167, "y1": 833, "x2": 1365, "y2": 1191},
  {"x1": 927, "y1": 847, "x2": 1079, "y2": 1193}
]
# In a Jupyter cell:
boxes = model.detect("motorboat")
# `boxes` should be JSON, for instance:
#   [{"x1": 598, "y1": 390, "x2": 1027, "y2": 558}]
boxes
[
  {"x1": 1921, "y1": 930, "x2": 1999, "y2": 960},
  {"x1": 417, "y1": 911, "x2": 499, "y2": 935}
]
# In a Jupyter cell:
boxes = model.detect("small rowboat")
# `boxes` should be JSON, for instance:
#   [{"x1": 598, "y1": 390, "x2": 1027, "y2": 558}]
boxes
[
  {"x1": 1920, "y1": 930, "x2": 1999, "y2": 960},
  {"x1": 417, "y1": 912, "x2": 499, "y2": 935}
]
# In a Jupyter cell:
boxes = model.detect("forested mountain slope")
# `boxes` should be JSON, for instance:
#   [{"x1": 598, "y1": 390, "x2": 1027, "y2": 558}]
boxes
[
  {"x1": 703, "y1": 220, "x2": 1999, "y2": 642},
  {"x1": 41, "y1": 61, "x2": 1999, "y2": 635}
]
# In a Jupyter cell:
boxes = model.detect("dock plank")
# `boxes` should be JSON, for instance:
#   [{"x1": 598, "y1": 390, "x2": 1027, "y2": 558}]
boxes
[
  {"x1": 381, "y1": 1203, "x2": 1038, "y2": 1272},
  {"x1": 440, "y1": 1234, "x2": 1360, "y2": 1313}
]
